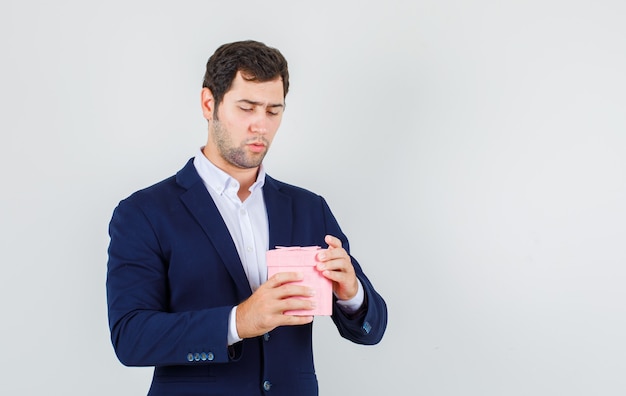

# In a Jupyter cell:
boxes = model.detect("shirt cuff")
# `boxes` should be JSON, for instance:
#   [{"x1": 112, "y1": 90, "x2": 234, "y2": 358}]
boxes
[
  {"x1": 335, "y1": 279, "x2": 364, "y2": 314},
  {"x1": 227, "y1": 306, "x2": 243, "y2": 346}
]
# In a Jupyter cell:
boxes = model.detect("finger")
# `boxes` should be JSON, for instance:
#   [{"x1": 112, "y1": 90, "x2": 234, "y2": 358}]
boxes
[
  {"x1": 321, "y1": 261, "x2": 356, "y2": 282},
  {"x1": 318, "y1": 247, "x2": 348, "y2": 262},
  {"x1": 316, "y1": 253, "x2": 351, "y2": 273},
  {"x1": 319, "y1": 267, "x2": 346, "y2": 283},
  {"x1": 280, "y1": 296, "x2": 317, "y2": 313},
  {"x1": 267, "y1": 271, "x2": 304, "y2": 287},
  {"x1": 277, "y1": 284, "x2": 316, "y2": 299},
  {"x1": 325, "y1": 234, "x2": 342, "y2": 249},
  {"x1": 281, "y1": 315, "x2": 314, "y2": 326}
]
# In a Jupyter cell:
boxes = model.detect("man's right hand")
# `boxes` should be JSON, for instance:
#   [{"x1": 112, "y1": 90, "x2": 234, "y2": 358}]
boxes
[{"x1": 235, "y1": 272, "x2": 316, "y2": 339}]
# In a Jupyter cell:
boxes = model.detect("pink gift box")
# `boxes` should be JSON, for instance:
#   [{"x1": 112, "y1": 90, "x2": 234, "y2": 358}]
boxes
[{"x1": 266, "y1": 246, "x2": 333, "y2": 316}]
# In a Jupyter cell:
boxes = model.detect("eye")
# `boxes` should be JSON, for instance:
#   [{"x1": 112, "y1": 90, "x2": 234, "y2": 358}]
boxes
[
  {"x1": 239, "y1": 107, "x2": 253, "y2": 112},
  {"x1": 267, "y1": 110, "x2": 279, "y2": 116}
]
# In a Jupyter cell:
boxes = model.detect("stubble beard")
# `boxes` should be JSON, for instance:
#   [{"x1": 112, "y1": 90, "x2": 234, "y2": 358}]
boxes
[{"x1": 212, "y1": 120, "x2": 269, "y2": 169}]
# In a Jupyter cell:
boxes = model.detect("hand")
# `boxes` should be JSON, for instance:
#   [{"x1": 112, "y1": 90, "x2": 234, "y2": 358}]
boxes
[
  {"x1": 236, "y1": 272, "x2": 316, "y2": 339},
  {"x1": 316, "y1": 235, "x2": 359, "y2": 301}
]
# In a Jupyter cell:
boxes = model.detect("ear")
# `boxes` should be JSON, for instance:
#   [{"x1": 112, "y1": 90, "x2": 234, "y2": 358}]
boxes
[{"x1": 201, "y1": 87, "x2": 215, "y2": 120}]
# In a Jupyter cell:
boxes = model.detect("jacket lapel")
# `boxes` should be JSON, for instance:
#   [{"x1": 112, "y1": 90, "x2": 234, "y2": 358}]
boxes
[
  {"x1": 176, "y1": 160, "x2": 252, "y2": 299},
  {"x1": 263, "y1": 175, "x2": 294, "y2": 249}
]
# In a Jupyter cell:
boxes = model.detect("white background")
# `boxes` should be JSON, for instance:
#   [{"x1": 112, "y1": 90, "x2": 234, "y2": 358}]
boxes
[{"x1": 2, "y1": 1, "x2": 626, "y2": 394}]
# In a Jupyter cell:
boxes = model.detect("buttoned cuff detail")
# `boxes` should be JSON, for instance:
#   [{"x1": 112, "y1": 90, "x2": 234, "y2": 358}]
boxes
[{"x1": 186, "y1": 351, "x2": 215, "y2": 362}]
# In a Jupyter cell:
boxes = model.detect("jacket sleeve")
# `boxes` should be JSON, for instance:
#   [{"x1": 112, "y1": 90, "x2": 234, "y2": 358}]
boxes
[
  {"x1": 320, "y1": 198, "x2": 388, "y2": 345},
  {"x1": 106, "y1": 198, "x2": 235, "y2": 367}
]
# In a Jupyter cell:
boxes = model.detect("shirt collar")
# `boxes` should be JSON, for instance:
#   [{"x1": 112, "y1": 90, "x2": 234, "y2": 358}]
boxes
[{"x1": 193, "y1": 148, "x2": 266, "y2": 196}]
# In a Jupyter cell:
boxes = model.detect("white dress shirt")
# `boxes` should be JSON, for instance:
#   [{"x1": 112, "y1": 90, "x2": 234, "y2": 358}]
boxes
[
  {"x1": 193, "y1": 150, "x2": 363, "y2": 345},
  {"x1": 194, "y1": 151, "x2": 269, "y2": 292}
]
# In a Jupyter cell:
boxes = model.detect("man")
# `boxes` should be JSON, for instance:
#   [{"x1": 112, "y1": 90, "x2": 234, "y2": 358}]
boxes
[{"x1": 106, "y1": 40, "x2": 387, "y2": 396}]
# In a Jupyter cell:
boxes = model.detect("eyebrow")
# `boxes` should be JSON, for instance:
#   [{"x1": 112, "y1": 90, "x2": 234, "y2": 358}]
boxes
[{"x1": 236, "y1": 99, "x2": 284, "y2": 109}]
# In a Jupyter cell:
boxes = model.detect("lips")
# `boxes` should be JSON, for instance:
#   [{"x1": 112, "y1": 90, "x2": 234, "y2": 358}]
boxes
[{"x1": 247, "y1": 141, "x2": 267, "y2": 153}]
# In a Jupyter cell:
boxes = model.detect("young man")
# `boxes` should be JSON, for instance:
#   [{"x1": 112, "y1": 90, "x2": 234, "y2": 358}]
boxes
[{"x1": 106, "y1": 40, "x2": 387, "y2": 396}]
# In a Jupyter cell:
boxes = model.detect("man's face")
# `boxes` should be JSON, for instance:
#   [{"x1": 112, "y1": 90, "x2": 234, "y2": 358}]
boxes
[{"x1": 202, "y1": 71, "x2": 285, "y2": 171}]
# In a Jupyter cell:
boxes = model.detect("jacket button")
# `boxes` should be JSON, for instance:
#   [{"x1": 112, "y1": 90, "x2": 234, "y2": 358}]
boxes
[
  {"x1": 207, "y1": 352, "x2": 214, "y2": 361},
  {"x1": 263, "y1": 332, "x2": 270, "y2": 341},
  {"x1": 263, "y1": 380, "x2": 272, "y2": 391},
  {"x1": 186, "y1": 353, "x2": 194, "y2": 362}
]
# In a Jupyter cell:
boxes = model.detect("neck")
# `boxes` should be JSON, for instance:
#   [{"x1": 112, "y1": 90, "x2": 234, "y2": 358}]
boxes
[
  {"x1": 230, "y1": 167, "x2": 259, "y2": 201},
  {"x1": 202, "y1": 146, "x2": 259, "y2": 201}
]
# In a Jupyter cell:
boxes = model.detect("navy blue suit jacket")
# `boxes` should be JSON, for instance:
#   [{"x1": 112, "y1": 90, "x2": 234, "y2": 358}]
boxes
[{"x1": 106, "y1": 159, "x2": 387, "y2": 395}]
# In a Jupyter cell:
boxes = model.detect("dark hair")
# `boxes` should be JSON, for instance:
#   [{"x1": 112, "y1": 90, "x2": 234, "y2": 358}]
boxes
[{"x1": 202, "y1": 40, "x2": 289, "y2": 112}]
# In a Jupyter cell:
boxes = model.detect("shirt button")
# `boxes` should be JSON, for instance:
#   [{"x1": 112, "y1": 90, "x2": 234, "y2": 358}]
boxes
[
  {"x1": 263, "y1": 380, "x2": 272, "y2": 391},
  {"x1": 246, "y1": 246, "x2": 253, "y2": 252}
]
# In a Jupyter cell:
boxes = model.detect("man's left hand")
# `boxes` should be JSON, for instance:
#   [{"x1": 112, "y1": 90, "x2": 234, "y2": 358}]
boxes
[{"x1": 316, "y1": 235, "x2": 359, "y2": 301}]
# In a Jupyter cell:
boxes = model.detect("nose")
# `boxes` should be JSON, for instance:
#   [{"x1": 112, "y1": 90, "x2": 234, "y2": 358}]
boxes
[
  {"x1": 249, "y1": 112, "x2": 270, "y2": 134},
  {"x1": 250, "y1": 121, "x2": 267, "y2": 134}
]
